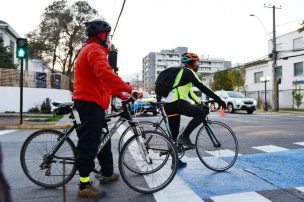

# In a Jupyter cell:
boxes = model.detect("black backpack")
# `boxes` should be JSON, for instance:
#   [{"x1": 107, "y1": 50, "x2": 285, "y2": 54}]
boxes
[{"x1": 155, "y1": 67, "x2": 182, "y2": 97}]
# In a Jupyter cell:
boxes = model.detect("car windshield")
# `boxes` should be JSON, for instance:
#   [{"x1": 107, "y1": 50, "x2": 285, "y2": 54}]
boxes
[
  {"x1": 227, "y1": 91, "x2": 245, "y2": 98},
  {"x1": 143, "y1": 92, "x2": 151, "y2": 98}
]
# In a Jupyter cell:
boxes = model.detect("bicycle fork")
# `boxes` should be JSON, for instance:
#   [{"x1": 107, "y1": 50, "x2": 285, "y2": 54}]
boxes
[
  {"x1": 205, "y1": 121, "x2": 221, "y2": 148},
  {"x1": 133, "y1": 125, "x2": 152, "y2": 164}
]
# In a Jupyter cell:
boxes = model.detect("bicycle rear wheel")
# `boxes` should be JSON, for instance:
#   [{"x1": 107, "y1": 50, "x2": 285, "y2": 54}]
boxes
[
  {"x1": 195, "y1": 121, "x2": 238, "y2": 171},
  {"x1": 20, "y1": 129, "x2": 77, "y2": 188},
  {"x1": 119, "y1": 130, "x2": 177, "y2": 194},
  {"x1": 118, "y1": 121, "x2": 167, "y2": 153}
]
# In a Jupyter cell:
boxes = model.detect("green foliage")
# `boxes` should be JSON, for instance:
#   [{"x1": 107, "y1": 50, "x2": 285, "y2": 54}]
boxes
[
  {"x1": 26, "y1": 0, "x2": 98, "y2": 75},
  {"x1": 28, "y1": 106, "x2": 40, "y2": 113},
  {"x1": 0, "y1": 41, "x2": 16, "y2": 69},
  {"x1": 227, "y1": 68, "x2": 245, "y2": 91},
  {"x1": 293, "y1": 84, "x2": 303, "y2": 109},
  {"x1": 27, "y1": 115, "x2": 63, "y2": 122},
  {"x1": 211, "y1": 71, "x2": 233, "y2": 91},
  {"x1": 41, "y1": 98, "x2": 52, "y2": 114}
]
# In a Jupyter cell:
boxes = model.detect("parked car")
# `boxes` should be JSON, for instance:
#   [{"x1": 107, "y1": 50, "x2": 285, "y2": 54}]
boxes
[
  {"x1": 214, "y1": 90, "x2": 257, "y2": 114},
  {"x1": 130, "y1": 92, "x2": 159, "y2": 115}
]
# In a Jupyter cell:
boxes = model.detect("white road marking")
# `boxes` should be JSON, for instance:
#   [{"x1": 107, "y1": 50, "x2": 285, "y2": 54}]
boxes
[
  {"x1": 211, "y1": 191, "x2": 272, "y2": 202},
  {"x1": 0, "y1": 130, "x2": 18, "y2": 136},
  {"x1": 206, "y1": 149, "x2": 242, "y2": 157},
  {"x1": 154, "y1": 174, "x2": 204, "y2": 202},
  {"x1": 293, "y1": 142, "x2": 304, "y2": 146},
  {"x1": 252, "y1": 145, "x2": 289, "y2": 153},
  {"x1": 118, "y1": 125, "x2": 203, "y2": 201},
  {"x1": 295, "y1": 187, "x2": 304, "y2": 192}
]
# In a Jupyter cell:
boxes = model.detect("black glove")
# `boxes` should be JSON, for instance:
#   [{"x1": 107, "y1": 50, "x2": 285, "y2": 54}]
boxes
[{"x1": 217, "y1": 99, "x2": 226, "y2": 110}]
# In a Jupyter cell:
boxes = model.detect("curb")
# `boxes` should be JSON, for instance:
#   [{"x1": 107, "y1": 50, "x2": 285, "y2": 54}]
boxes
[{"x1": 4, "y1": 124, "x2": 72, "y2": 130}]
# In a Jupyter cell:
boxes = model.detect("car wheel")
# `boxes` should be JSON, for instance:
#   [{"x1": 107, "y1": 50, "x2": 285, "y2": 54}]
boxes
[
  {"x1": 153, "y1": 112, "x2": 157, "y2": 116},
  {"x1": 247, "y1": 110, "x2": 254, "y2": 114},
  {"x1": 227, "y1": 103, "x2": 234, "y2": 113}
]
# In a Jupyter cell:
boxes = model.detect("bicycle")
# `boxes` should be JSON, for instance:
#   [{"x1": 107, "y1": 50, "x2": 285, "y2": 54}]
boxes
[
  {"x1": 118, "y1": 100, "x2": 239, "y2": 171},
  {"x1": 20, "y1": 96, "x2": 178, "y2": 194}
]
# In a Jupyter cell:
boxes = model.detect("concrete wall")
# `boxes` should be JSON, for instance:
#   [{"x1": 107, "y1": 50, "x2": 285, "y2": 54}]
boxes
[{"x1": 0, "y1": 86, "x2": 72, "y2": 112}]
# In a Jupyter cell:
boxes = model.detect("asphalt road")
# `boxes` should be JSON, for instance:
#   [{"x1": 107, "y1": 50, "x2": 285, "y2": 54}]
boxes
[{"x1": 0, "y1": 112, "x2": 304, "y2": 202}]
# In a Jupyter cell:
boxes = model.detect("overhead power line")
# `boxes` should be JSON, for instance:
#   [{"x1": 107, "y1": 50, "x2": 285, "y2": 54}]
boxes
[{"x1": 111, "y1": 0, "x2": 126, "y2": 40}]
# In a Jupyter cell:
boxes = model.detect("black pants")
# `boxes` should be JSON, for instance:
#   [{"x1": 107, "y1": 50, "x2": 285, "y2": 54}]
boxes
[
  {"x1": 74, "y1": 101, "x2": 113, "y2": 178},
  {"x1": 164, "y1": 100, "x2": 209, "y2": 141}
]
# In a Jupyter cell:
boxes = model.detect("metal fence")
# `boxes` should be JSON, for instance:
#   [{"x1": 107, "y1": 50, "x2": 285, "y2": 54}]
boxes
[
  {"x1": 0, "y1": 68, "x2": 71, "y2": 90},
  {"x1": 246, "y1": 88, "x2": 304, "y2": 109}
]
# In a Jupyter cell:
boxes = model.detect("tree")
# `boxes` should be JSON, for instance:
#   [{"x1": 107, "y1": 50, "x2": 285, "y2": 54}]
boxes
[
  {"x1": 26, "y1": 0, "x2": 98, "y2": 75},
  {"x1": 227, "y1": 68, "x2": 245, "y2": 91},
  {"x1": 211, "y1": 70, "x2": 233, "y2": 91},
  {"x1": 293, "y1": 84, "x2": 303, "y2": 109},
  {"x1": 0, "y1": 40, "x2": 16, "y2": 69}
]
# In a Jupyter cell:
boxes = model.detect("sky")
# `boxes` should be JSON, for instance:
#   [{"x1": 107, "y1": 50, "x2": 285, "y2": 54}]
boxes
[{"x1": 1, "y1": 0, "x2": 304, "y2": 78}]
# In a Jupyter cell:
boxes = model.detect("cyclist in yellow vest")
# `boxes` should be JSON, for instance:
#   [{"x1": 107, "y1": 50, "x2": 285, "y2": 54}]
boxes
[{"x1": 164, "y1": 52, "x2": 226, "y2": 167}]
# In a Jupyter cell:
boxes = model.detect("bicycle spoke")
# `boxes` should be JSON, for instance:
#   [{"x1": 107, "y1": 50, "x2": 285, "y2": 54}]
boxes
[{"x1": 196, "y1": 121, "x2": 238, "y2": 171}]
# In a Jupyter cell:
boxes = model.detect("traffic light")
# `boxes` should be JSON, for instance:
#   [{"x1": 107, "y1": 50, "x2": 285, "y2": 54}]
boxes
[
  {"x1": 16, "y1": 38, "x2": 28, "y2": 59},
  {"x1": 108, "y1": 51, "x2": 118, "y2": 72}
]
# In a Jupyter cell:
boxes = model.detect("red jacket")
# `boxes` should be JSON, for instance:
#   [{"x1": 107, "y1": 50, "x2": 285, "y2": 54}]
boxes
[{"x1": 72, "y1": 39, "x2": 132, "y2": 109}]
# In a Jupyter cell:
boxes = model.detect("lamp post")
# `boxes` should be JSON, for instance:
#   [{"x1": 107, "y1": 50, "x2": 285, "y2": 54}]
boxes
[
  {"x1": 260, "y1": 76, "x2": 271, "y2": 111},
  {"x1": 249, "y1": 14, "x2": 272, "y2": 41}
]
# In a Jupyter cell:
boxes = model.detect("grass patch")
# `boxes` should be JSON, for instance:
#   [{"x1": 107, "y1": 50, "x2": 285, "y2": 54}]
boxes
[
  {"x1": 279, "y1": 108, "x2": 304, "y2": 112},
  {"x1": 27, "y1": 115, "x2": 64, "y2": 122}
]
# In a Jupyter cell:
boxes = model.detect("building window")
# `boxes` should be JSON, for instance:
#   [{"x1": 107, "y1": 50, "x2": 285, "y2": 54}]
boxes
[
  {"x1": 254, "y1": 71, "x2": 263, "y2": 83},
  {"x1": 293, "y1": 37, "x2": 303, "y2": 50},
  {"x1": 275, "y1": 66, "x2": 282, "y2": 80},
  {"x1": 294, "y1": 62, "x2": 303, "y2": 76}
]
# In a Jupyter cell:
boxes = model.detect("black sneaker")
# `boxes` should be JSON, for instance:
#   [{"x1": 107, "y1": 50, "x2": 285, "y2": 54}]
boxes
[
  {"x1": 177, "y1": 136, "x2": 195, "y2": 148},
  {"x1": 177, "y1": 159, "x2": 187, "y2": 168}
]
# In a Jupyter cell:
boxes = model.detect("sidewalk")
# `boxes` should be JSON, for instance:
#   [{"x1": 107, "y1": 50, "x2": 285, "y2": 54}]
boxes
[
  {"x1": 255, "y1": 109, "x2": 304, "y2": 116},
  {"x1": 0, "y1": 113, "x2": 72, "y2": 130},
  {"x1": 0, "y1": 109, "x2": 303, "y2": 130}
]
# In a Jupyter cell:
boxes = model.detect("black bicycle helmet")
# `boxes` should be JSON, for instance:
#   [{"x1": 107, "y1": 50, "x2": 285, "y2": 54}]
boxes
[{"x1": 85, "y1": 19, "x2": 111, "y2": 37}]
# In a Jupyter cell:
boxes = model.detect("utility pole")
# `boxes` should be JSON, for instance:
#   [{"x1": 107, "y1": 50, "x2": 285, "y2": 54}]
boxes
[{"x1": 264, "y1": 4, "x2": 282, "y2": 111}]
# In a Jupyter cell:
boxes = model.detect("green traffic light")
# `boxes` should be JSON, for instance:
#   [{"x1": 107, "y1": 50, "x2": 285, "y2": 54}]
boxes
[
  {"x1": 17, "y1": 49, "x2": 26, "y2": 58},
  {"x1": 16, "y1": 38, "x2": 28, "y2": 59}
]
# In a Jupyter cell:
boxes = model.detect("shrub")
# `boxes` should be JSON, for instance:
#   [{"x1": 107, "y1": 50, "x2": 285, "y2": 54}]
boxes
[
  {"x1": 41, "y1": 98, "x2": 52, "y2": 114},
  {"x1": 28, "y1": 107, "x2": 40, "y2": 113}
]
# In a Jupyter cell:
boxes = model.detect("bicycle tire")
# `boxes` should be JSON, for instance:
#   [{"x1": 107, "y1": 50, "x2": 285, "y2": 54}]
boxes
[
  {"x1": 119, "y1": 130, "x2": 178, "y2": 194},
  {"x1": 20, "y1": 129, "x2": 77, "y2": 188},
  {"x1": 118, "y1": 121, "x2": 167, "y2": 153},
  {"x1": 195, "y1": 121, "x2": 238, "y2": 171},
  {"x1": 121, "y1": 128, "x2": 171, "y2": 175}
]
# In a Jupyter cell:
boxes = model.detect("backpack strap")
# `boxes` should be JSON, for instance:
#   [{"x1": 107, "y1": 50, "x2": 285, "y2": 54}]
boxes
[{"x1": 172, "y1": 67, "x2": 184, "y2": 99}]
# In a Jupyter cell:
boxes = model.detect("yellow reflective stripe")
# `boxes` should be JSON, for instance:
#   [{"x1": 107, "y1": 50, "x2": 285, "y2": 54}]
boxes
[{"x1": 80, "y1": 176, "x2": 90, "y2": 183}]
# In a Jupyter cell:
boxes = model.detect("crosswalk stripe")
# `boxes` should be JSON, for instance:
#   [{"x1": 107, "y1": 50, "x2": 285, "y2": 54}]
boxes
[
  {"x1": 206, "y1": 149, "x2": 242, "y2": 157},
  {"x1": 210, "y1": 191, "x2": 272, "y2": 202},
  {"x1": 295, "y1": 187, "x2": 304, "y2": 192},
  {"x1": 293, "y1": 142, "x2": 304, "y2": 146},
  {"x1": 0, "y1": 130, "x2": 18, "y2": 136},
  {"x1": 252, "y1": 145, "x2": 289, "y2": 152},
  {"x1": 154, "y1": 175, "x2": 203, "y2": 202}
]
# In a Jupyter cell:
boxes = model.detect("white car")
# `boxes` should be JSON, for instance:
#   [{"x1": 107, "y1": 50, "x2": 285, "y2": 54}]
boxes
[{"x1": 215, "y1": 90, "x2": 257, "y2": 114}]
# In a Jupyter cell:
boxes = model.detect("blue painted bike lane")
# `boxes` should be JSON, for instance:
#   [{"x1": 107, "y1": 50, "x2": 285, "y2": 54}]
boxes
[{"x1": 177, "y1": 149, "x2": 304, "y2": 199}]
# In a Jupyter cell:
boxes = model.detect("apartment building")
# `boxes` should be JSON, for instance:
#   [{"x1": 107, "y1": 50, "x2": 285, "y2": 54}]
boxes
[{"x1": 142, "y1": 46, "x2": 231, "y2": 95}]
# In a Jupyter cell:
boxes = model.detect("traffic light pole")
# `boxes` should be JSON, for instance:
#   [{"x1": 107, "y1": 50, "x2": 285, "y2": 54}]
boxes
[{"x1": 20, "y1": 59, "x2": 23, "y2": 125}]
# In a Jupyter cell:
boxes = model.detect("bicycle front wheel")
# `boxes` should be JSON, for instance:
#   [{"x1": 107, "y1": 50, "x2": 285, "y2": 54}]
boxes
[
  {"x1": 119, "y1": 130, "x2": 178, "y2": 194},
  {"x1": 20, "y1": 129, "x2": 77, "y2": 188},
  {"x1": 195, "y1": 121, "x2": 238, "y2": 171},
  {"x1": 118, "y1": 121, "x2": 167, "y2": 153}
]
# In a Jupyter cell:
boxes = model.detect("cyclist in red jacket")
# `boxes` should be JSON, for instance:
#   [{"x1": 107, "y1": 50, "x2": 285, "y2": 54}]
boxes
[{"x1": 73, "y1": 19, "x2": 133, "y2": 198}]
